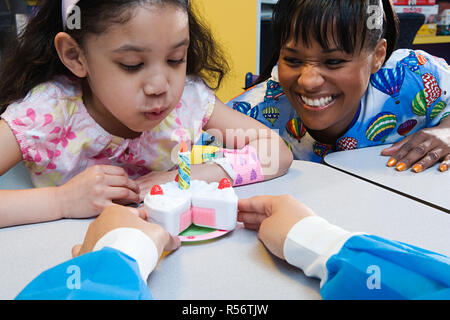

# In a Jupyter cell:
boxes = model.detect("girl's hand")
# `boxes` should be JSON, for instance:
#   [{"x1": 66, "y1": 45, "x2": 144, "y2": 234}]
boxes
[
  {"x1": 381, "y1": 118, "x2": 450, "y2": 173},
  {"x1": 135, "y1": 170, "x2": 178, "y2": 201},
  {"x1": 72, "y1": 205, "x2": 180, "y2": 258},
  {"x1": 238, "y1": 195, "x2": 315, "y2": 260},
  {"x1": 58, "y1": 165, "x2": 141, "y2": 219}
]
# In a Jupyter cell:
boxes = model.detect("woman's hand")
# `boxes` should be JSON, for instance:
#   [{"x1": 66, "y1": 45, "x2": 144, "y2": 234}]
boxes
[
  {"x1": 238, "y1": 195, "x2": 315, "y2": 260},
  {"x1": 57, "y1": 165, "x2": 141, "y2": 219},
  {"x1": 382, "y1": 118, "x2": 450, "y2": 173}
]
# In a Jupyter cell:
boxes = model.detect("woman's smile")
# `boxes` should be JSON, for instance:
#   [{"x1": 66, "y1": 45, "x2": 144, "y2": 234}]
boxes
[{"x1": 297, "y1": 93, "x2": 340, "y2": 111}]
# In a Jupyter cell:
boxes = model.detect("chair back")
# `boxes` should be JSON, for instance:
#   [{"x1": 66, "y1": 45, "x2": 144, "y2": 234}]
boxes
[{"x1": 396, "y1": 12, "x2": 426, "y2": 49}]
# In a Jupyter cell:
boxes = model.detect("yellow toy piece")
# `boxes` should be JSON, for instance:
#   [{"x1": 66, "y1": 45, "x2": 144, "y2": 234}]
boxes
[{"x1": 191, "y1": 145, "x2": 221, "y2": 164}]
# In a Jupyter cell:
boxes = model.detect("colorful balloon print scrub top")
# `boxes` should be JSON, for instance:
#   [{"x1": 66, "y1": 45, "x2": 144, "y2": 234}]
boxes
[{"x1": 227, "y1": 49, "x2": 450, "y2": 162}]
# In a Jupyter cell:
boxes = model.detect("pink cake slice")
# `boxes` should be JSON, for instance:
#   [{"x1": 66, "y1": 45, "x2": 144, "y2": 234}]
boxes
[{"x1": 190, "y1": 179, "x2": 238, "y2": 230}]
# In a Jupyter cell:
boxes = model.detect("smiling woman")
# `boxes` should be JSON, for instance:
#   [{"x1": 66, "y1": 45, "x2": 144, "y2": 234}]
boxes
[
  {"x1": 228, "y1": 0, "x2": 450, "y2": 174},
  {"x1": 277, "y1": 37, "x2": 385, "y2": 141}
]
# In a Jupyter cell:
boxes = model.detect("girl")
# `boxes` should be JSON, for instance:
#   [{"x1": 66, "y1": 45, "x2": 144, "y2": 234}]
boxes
[
  {"x1": 0, "y1": 0, "x2": 292, "y2": 228},
  {"x1": 228, "y1": 0, "x2": 450, "y2": 173}
]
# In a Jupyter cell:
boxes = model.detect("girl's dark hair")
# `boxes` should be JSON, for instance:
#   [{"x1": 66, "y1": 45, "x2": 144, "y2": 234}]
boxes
[
  {"x1": 256, "y1": 0, "x2": 399, "y2": 85},
  {"x1": 0, "y1": 0, "x2": 229, "y2": 114}
]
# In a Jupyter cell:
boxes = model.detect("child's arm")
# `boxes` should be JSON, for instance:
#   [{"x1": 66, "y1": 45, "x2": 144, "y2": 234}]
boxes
[
  {"x1": 201, "y1": 97, "x2": 293, "y2": 182},
  {"x1": 0, "y1": 120, "x2": 140, "y2": 228},
  {"x1": 135, "y1": 97, "x2": 293, "y2": 199},
  {"x1": 238, "y1": 195, "x2": 450, "y2": 299},
  {"x1": 0, "y1": 120, "x2": 63, "y2": 227}
]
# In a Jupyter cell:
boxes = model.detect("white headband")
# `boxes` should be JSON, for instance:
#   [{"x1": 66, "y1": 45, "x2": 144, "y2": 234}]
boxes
[
  {"x1": 62, "y1": 0, "x2": 80, "y2": 30},
  {"x1": 62, "y1": 0, "x2": 191, "y2": 30}
]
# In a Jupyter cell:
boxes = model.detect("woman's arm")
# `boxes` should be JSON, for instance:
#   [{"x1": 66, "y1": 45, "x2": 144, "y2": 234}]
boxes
[
  {"x1": 381, "y1": 51, "x2": 450, "y2": 173},
  {"x1": 381, "y1": 115, "x2": 450, "y2": 173}
]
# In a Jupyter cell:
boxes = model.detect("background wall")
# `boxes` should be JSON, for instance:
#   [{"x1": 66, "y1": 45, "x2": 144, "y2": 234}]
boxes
[{"x1": 192, "y1": 0, "x2": 258, "y2": 102}]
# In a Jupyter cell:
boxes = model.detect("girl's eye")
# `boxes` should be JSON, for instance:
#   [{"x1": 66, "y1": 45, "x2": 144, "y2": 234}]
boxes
[
  {"x1": 168, "y1": 58, "x2": 186, "y2": 65},
  {"x1": 120, "y1": 63, "x2": 143, "y2": 71}
]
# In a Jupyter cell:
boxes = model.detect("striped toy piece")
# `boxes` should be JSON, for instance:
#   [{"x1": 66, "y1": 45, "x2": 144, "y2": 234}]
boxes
[{"x1": 178, "y1": 152, "x2": 191, "y2": 190}]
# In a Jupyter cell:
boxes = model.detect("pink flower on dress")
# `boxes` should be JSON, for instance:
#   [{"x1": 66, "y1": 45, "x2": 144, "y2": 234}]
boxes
[
  {"x1": 12, "y1": 108, "x2": 64, "y2": 170},
  {"x1": 118, "y1": 150, "x2": 134, "y2": 164},
  {"x1": 93, "y1": 147, "x2": 113, "y2": 160},
  {"x1": 118, "y1": 150, "x2": 150, "y2": 177},
  {"x1": 49, "y1": 126, "x2": 76, "y2": 148}
]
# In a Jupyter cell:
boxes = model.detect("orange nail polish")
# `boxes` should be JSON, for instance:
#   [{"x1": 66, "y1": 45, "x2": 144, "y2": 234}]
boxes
[
  {"x1": 396, "y1": 162, "x2": 407, "y2": 171},
  {"x1": 387, "y1": 158, "x2": 397, "y2": 167},
  {"x1": 412, "y1": 164, "x2": 423, "y2": 173},
  {"x1": 440, "y1": 164, "x2": 448, "y2": 172}
]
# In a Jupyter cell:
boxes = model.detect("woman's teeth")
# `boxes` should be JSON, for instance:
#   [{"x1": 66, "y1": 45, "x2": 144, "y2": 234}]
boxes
[{"x1": 301, "y1": 95, "x2": 334, "y2": 107}]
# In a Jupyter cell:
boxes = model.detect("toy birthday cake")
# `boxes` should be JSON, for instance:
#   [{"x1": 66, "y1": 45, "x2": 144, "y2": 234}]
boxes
[
  {"x1": 144, "y1": 178, "x2": 238, "y2": 236},
  {"x1": 144, "y1": 140, "x2": 238, "y2": 236}
]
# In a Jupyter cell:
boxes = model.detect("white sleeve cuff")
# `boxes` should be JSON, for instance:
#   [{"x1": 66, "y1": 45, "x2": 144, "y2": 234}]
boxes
[
  {"x1": 283, "y1": 216, "x2": 359, "y2": 287},
  {"x1": 93, "y1": 228, "x2": 159, "y2": 282},
  {"x1": 211, "y1": 157, "x2": 236, "y2": 180}
]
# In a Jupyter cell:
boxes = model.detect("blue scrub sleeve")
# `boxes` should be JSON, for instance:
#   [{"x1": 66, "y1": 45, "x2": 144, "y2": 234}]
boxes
[
  {"x1": 15, "y1": 247, "x2": 152, "y2": 300},
  {"x1": 321, "y1": 235, "x2": 450, "y2": 300}
]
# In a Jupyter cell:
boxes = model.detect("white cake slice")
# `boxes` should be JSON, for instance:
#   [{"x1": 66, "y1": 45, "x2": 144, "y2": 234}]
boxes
[{"x1": 144, "y1": 178, "x2": 238, "y2": 236}]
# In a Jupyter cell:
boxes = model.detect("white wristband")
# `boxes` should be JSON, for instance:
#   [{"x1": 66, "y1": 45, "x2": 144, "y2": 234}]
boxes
[
  {"x1": 283, "y1": 216, "x2": 359, "y2": 286},
  {"x1": 93, "y1": 228, "x2": 159, "y2": 282},
  {"x1": 211, "y1": 157, "x2": 236, "y2": 180}
]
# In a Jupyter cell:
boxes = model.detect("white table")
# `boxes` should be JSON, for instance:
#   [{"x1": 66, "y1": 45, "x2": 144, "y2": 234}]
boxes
[
  {"x1": 324, "y1": 145, "x2": 450, "y2": 212},
  {"x1": 0, "y1": 162, "x2": 34, "y2": 190},
  {"x1": 1, "y1": 161, "x2": 450, "y2": 300}
]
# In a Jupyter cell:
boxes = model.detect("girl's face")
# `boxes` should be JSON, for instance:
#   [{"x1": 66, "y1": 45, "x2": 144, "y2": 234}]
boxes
[
  {"x1": 81, "y1": 4, "x2": 189, "y2": 137},
  {"x1": 278, "y1": 36, "x2": 384, "y2": 142}
]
